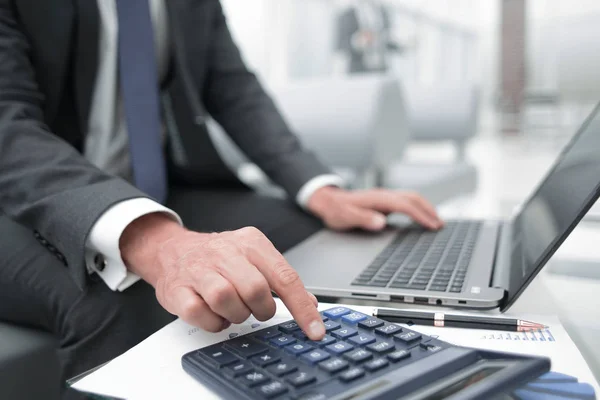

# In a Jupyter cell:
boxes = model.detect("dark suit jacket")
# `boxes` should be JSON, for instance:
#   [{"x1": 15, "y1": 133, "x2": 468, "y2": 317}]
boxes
[{"x1": 0, "y1": 0, "x2": 330, "y2": 289}]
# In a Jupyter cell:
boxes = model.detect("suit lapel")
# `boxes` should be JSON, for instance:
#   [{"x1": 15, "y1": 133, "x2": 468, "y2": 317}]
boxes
[{"x1": 74, "y1": 0, "x2": 100, "y2": 133}]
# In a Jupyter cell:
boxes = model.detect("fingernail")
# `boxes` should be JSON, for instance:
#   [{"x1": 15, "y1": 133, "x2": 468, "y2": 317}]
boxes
[
  {"x1": 371, "y1": 214, "x2": 387, "y2": 229},
  {"x1": 307, "y1": 320, "x2": 325, "y2": 339}
]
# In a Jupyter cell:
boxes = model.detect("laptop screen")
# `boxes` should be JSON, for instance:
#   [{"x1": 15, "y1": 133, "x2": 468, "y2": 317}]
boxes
[{"x1": 505, "y1": 103, "x2": 600, "y2": 308}]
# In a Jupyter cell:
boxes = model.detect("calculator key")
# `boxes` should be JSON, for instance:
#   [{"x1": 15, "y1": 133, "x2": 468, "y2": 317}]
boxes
[
  {"x1": 348, "y1": 334, "x2": 376, "y2": 346},
  {"x1": 286, "y1": 371, "x2": 317, "y2": 387},
  {"x1": 301, "y1": 349, "x2": 331, "y2": 365},
  {"x1": 341, "y1": 312, "x2": 368, "y2": 324},
  {"x1": 250, "y1": 351, "x2": 281, "y2": 367},
  {"x1": 285, "y1": 342, "x2": 314, "y2": 355},
  {"x1": 358, "y1": 318, "x2": 385, "y2": 329},
  {"x1": 225, "y1": 337, "x2": 270, "y2": 358},
  {"x1": 325, "y1": 341, "x2": 354, "y2": 355},
  {"x1": 267, "y1": 362, "x2": 298, "y2": 377},
  {"x1": 257, "y1": 329, "x2": 281, "y2": 341},
  {"x1": 331, "y1": 327, "x2": 357, "y2": 339},
  {"x1": 343, "y1": 349, "x2": 373, "y2": 363},
  {"x1": 366, "y1": 340, "x2": 395, "y2": 354},
  {"x1": 293, "y1": 330, "x2": 308, "y2": 340},
  {"x1": 270, "y1": 335, "x2": 297, "y2": 348},
  {"x1": 320, "y1": 314, "x2": 329, "y2": 322},
  {"x1": 256, "y1": 380, "x2": 288, "y2": 399},
  {"x1": 364, "y1": 358, "x2": 389, "y2": 372},
  {"x1": 199, "y1": 348, "x2": 238, "y2": 368},
  {"x1": 420, "y1": 343, "x2": 444, "y2": 353},
  {"x1": 323, "y1": 307, "x2": 352, "y2": 319},
  {"x1": 387, "y1": 349, "x2": 411, "y2": 363},
  {"x1": 225, "y1": 362, "x2": 253, "y2": 377},
  {"x1": 238, "y1": 371, "x2": 269, "y2": 387},
  {"x1": 279, "y1": 321, "x2": 301, "y2": 334},
  {"x1": 323, "y1": 321, "x2": 341, "y2": 332},
  {"x1": 375, "y1": 324, "x2": 402, "y2": 336},
  {"x1": 394, "y1": 331, "x2": 422, "y2": 344},
  {"x1": 339, "y1": 367, "x2": 365, "y2": 382},
  {"x1": 319, "y1": 357, "x2": 349, "y2": 373},
  {"x1": 307, "y1": 334, "x2": 336, "y2": 347}
]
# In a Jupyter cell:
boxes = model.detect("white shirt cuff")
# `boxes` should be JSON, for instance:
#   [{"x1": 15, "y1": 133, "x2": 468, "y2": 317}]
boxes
[
  {"x1": 296, "y1": 174, "x2": 346, "y2": 209},
  {"x1": 85, "y1": 198, "x2": 182, "y2": 292}
]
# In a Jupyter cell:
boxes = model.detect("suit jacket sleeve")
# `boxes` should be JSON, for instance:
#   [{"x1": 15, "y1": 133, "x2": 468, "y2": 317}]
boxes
[
  {"x1": 0, "y1": 3, "x2": 147, "y2": 290},
  {"x1": 201, "y1": 2, "x2": 333, "y2": 198}
]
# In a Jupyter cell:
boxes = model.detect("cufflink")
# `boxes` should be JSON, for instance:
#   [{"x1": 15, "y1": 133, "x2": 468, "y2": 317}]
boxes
[{"x1": 94, "y1": 254, "x2": 107, "y2": 272}]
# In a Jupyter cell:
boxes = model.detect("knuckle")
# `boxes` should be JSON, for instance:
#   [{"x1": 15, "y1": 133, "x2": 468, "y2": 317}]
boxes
[
  {"x1": 238, "y1": 226, "x2": 263, "y2": 238},
  {"x1": 179, "y1": 298, "x2": 204, "y2": 322},
  {"x1": 207, "y1": 281, "x2": 236, "y2": 305},
  {"x1": 245, "y1": 280, "x2": 270, "y2": 303},
  {"x1": 275, "y1": 262, "x2": 301, "y2": 287}
]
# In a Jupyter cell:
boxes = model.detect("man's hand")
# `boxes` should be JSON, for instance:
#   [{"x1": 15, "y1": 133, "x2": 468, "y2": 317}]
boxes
[
  {"x1": 307, "y1": 187, "x2": 443, "y2": 231},
  {"x1": 119, "y1": 214, "x2": 325, "y2": 340}
]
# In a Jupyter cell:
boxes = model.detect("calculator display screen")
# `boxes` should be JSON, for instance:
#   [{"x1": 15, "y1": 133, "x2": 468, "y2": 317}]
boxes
[{"x1": 426, "y1": 366, "x2": 503, "y2": 399}]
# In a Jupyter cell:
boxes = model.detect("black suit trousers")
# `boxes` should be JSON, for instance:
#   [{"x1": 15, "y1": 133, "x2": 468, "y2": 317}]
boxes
[{"x1": 0, "y1": 185, "x2": 322, "y2": 400}]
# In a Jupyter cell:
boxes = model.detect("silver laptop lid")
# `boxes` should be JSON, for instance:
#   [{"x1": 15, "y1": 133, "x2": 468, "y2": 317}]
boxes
[{"x1": 502, "y1": 102, "x2": 600, "y2": 311}]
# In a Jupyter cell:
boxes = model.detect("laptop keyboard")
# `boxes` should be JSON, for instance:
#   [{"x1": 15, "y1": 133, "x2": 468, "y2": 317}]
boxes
[{"x1": 351, "y1": 221, "x2": 482, "y2": 293}]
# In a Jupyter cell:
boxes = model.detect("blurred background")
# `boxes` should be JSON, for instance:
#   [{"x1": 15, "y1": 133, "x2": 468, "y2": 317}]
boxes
[{"x1": 213, "y1": 0, "x2": 600, "y2": 219}]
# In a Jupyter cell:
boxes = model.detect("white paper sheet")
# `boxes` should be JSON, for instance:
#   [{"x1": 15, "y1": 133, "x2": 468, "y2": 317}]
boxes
[{"x1": 72, "y1": 301, "x2": 598, "y2": 399}]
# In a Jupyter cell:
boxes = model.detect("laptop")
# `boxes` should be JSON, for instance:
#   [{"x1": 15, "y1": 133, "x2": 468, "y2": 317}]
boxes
[{"x1": 286, "y1": 103, "x2": 600, "y2": 312}]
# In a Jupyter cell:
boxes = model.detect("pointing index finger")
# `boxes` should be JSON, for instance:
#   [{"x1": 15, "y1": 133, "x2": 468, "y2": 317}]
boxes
[{"x1": 247, "y1": 242, "x2": 325, "y2": 340}]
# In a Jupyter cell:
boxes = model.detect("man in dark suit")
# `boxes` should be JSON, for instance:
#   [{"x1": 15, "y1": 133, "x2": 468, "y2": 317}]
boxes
[{"x1": 0, "y1": 1, "x2": 441, "y2": 397}]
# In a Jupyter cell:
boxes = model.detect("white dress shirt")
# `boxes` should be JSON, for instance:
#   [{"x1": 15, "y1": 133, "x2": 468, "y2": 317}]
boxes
[{"x1": 84, "y1": 0, "x2": 343, "y2": 291}]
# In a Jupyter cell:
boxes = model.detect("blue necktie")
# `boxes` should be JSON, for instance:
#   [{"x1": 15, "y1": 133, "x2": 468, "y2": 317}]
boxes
[{"x1": 116, "y1": 0, "x2": 167, "y2": 203}]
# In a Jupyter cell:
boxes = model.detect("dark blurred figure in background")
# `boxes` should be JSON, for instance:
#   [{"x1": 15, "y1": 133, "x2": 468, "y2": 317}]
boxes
[{"x1": 335, "y1": 0, "x2": 404, "y2": 74}]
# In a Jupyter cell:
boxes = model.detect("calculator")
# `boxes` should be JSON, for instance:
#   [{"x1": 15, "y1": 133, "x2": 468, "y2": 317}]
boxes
[{"x1": 182, "y1": 307, "x2": 550, "y2": 400}]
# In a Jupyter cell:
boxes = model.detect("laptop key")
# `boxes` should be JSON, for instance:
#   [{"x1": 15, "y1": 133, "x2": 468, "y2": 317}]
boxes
[
  {"x1": 256, "y1": 380, "x2": 288, "y2": 399},
  {"x1": 430, "y1": 285, "x2": 448, "y2": 292}
]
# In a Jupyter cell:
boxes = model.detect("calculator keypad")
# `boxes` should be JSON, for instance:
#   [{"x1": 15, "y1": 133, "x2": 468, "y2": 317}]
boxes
[{"x1": 186, "y1": 307, "x2": 447, "y2": 399}]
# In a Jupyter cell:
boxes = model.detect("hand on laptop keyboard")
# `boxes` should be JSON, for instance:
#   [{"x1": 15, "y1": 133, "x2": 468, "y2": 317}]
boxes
[
  {"x1": 120, "y1": 215, "x2": 326, "y2": 340},
  {"x1": 306, "y1": 187, "x2": 444, "y2": 232}
]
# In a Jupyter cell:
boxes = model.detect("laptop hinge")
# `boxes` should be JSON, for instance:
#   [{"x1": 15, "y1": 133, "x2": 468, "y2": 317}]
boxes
[{"x1": 490, "y1": 221, "x2": 512, "y2": 289}]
